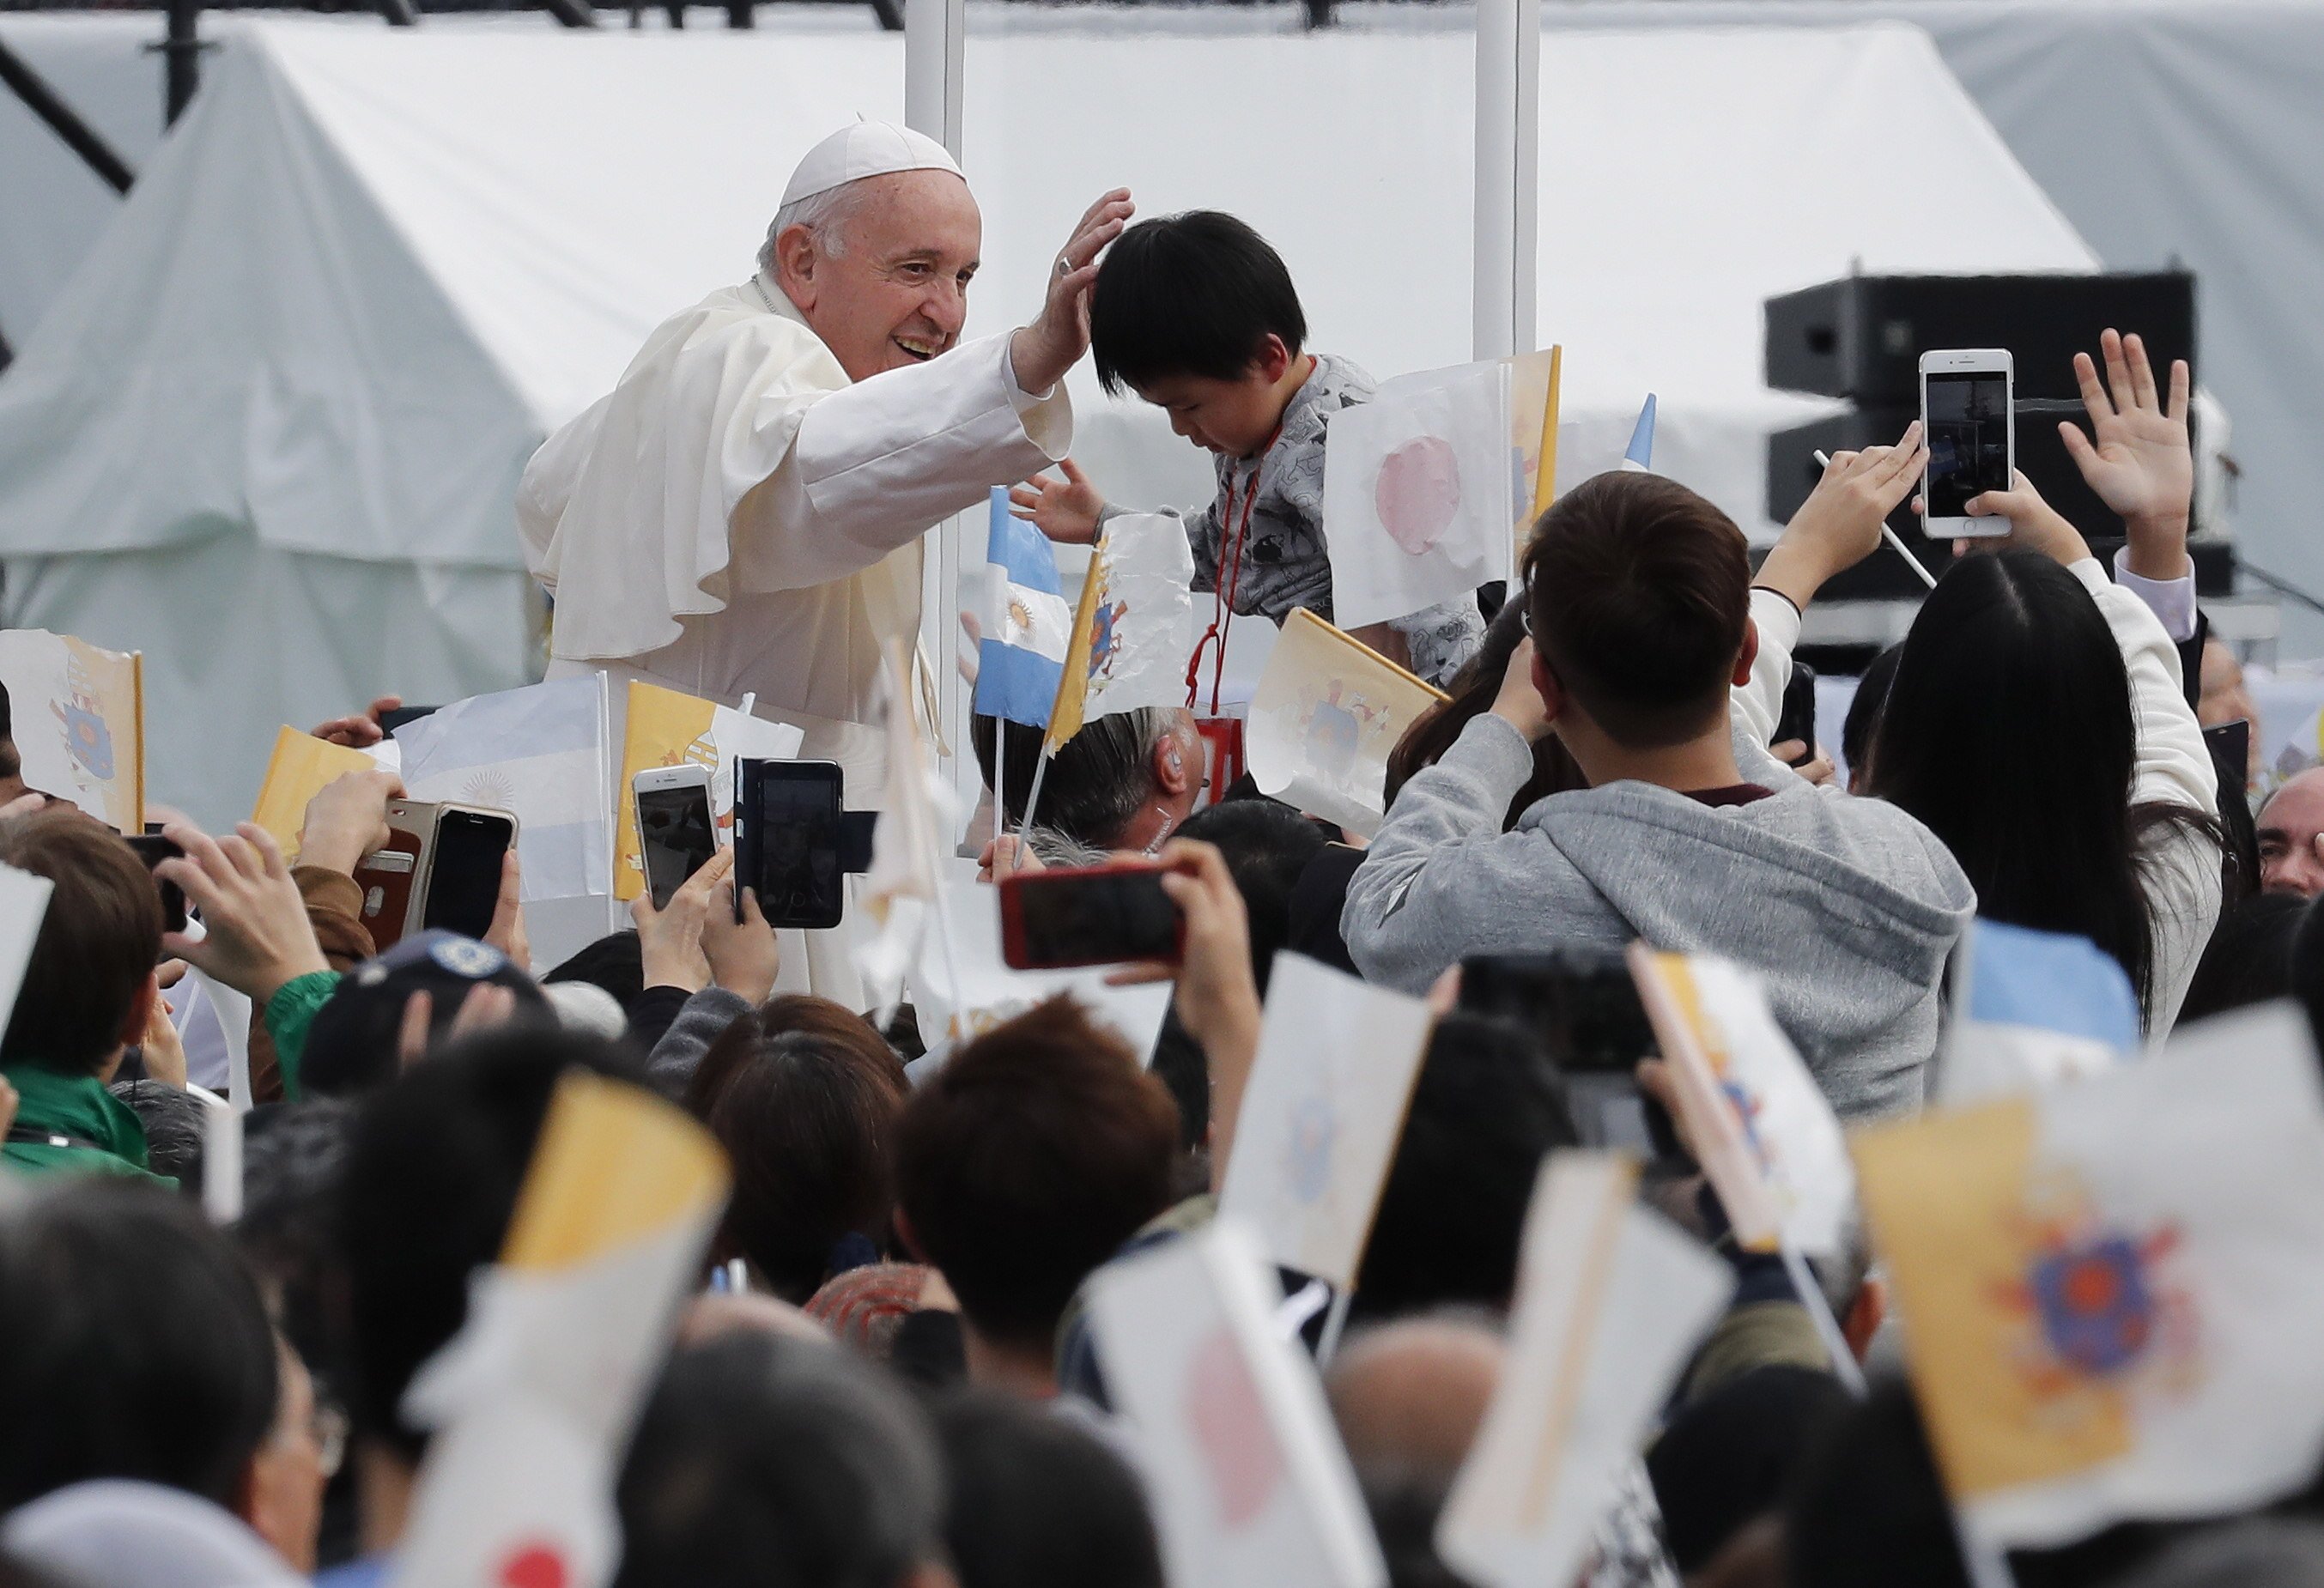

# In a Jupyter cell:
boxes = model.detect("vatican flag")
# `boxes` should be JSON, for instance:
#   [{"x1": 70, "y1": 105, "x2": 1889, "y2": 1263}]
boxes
[
  {"x1": 615, "y1": 680, "x2": 805, "y2": 903},
  {"x1": 1854, "y1": 1003, "x2": 2324, "y2": 1549},
  {"x1": 386, "y1": 1072, "x2": 730, "y2": 1588},
  {"x1": 1247, "y1": 609, "x2": 1446, "y2": 839},
  {"x1": 1043, "y1": 511, "x2": 1194, "y2": 757},
  {"x1": 250, "y1": 727, "x2": 380, "y2": 858}
]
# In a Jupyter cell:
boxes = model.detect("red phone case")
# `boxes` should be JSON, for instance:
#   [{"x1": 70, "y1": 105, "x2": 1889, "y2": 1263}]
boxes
[{"x1": 997, "y1": 860, "x2": 1185, "y2": 972}]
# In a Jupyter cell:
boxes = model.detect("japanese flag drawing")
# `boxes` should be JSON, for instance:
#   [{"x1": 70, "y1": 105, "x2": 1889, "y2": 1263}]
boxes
[
  {"x1": 1854, "y1": 1002, "x2": 2324, "y2": 1549},
  {"x1": 1325, "y1": 359, "x2": 1514, "y2": 632}
]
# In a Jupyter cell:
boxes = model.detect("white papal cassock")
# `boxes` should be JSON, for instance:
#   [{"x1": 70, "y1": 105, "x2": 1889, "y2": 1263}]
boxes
[{"x1": 517, "y1": 270, "x2": 1071, "y2": 1003}]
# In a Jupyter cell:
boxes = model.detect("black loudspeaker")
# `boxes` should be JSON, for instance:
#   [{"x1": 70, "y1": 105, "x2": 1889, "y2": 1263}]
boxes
[{"x1": 1764, "y1": 273, "x2": 2195, "y2": 402}]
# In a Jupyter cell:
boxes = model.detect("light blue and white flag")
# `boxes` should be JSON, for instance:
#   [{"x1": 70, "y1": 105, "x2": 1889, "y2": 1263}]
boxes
[
  {"x1": 1936, "y1": 917, "x2": 2143, "y2": 1105},
  {"x1": 394, "y1": 674, "x2": 612, "y2": 904},
  {"x1": 1620, "y1": 394, "x2": 1657, "y2": 471},
  {"x1": 974, "y1": 488, "x2": 1071, "y2": 728}
]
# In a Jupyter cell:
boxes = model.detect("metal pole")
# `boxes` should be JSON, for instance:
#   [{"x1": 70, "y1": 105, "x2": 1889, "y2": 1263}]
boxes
[
  {"x1": 377, "y1": 0, "x2": 420, "y2": 27},
  {"x1": 906, "y1": 0, "x2": 967, "y2": 803},
  {"x1": 1471, "y1": 0, "x2": 1538, "y2": 359},
  {"x1": 540, "y1": 0, "x2": 605, "y2": 29},
  {"x1": 903, "y1": 0, "x2": 964, "y2": 160},
  {"x1": 0, "y1": 36, "x2": 137, "y2": 192},
  {"x1": 725, "y1": 0, "x2": 754, "y2": 25},
  {"x1": 161, "y1": 0, "x2": 203, "y2": 125}
]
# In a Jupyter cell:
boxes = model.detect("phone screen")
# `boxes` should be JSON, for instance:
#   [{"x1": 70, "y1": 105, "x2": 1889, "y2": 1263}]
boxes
[
  {"x1": 125, "y1": 833, "x2": 187, "y2": 935},
  {"x1": 422, "y1": 809, "x2": 513, "y2": 940},
  {"x1": 638, "y1": 781, "x2": 717, "y2": 909},
  {"x1": 1010, "y1": 869, "x2": 1180, "y2": 968},
  {"x1": 1459, "y1": 949, "x2": 1657, "y2": 1074},
  {"x1": 743, "y1": 763, "x2": 846, "y2": 929},
  {"x1": 1923, "y1": 371, "x2": 2012, "y2": 520}
]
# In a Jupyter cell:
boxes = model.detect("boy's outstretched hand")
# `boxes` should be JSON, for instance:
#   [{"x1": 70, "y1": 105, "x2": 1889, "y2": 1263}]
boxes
[
  {"x1": 1010, "y1": 458, "x2": 1105, "y2": 546},
  {"x1": 2061, "y1": 329, "x2": 2192, "y2": 581}
]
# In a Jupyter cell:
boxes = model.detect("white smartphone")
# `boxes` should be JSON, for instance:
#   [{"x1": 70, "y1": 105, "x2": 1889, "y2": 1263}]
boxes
[
  {"x1": 1919, "y1": 349, "x2": 2015, "y2": 537},
  {"x1": 633, "y1": 764, "x2": 717, "y2": 909}
]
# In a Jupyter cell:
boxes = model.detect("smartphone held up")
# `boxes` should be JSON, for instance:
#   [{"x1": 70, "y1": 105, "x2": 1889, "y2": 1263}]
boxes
[
  {"x1": 1919, "y1": 348, "x2": 2014, "y2": 537},
  {"x1": 998, "y1": 861, "x2": 1186, "y2": 972},
  {"x1": 633, "y1": 764, "x2": 717, "y2": 910}
]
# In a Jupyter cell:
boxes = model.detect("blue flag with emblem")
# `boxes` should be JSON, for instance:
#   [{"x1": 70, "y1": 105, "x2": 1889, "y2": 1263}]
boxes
[
  {"x1": 1937, "y1": 917, "x2": 2144, "y2": 1105},
  {"x1": 974, "y1": 488, "x2": 1071, "y2": 728}
]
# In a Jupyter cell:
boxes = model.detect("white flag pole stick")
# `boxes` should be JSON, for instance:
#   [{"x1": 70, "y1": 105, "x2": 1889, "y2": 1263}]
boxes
[
  {"x1": 1316, "y1": 1286, "x2": 1356, "y2": 1368},
  {"x1": 992, "y1": 730, "x2": 1006, "y2": 846},
  {"x1": 201, "y1": 1099, "x2": 242, "y2": 1225},
  {"x1": 1815, "y1": 449, "x2": 1936, "y2": 592},
  {"x1": 1016, "y1": 749, "x2": 1054, "y2": 847},
  {"x1": 1780, "y1": 1238, "x2": 1866, "y2": 1399}
]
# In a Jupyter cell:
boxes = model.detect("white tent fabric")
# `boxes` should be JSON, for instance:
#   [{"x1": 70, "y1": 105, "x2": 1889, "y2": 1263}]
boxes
[{"x1": 0, "y1": 15, "x2": 2086, "y2": 823}]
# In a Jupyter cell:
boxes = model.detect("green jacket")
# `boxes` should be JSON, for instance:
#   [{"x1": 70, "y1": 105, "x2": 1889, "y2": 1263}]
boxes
[{"x1": 2, "y1": 1062, "x2": 163, "y2": 1182}]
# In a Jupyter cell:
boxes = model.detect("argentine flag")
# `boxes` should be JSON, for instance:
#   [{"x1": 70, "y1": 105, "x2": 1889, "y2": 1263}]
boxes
[
  {"x1": 1620, "y1": 393, "x2": 1657, "y2": 471},
  {"x1": 1936, "y1": 918, "x2": 2143, "y2": 1105},
  {"x1": 974, "y1": 488, "x2": 1071, "y2": 729}
]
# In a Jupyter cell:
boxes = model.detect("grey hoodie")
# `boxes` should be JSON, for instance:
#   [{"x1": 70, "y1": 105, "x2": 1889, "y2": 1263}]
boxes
[{"x1": 1340, "y1": 713, "x2": 1974, "y2": 1119}]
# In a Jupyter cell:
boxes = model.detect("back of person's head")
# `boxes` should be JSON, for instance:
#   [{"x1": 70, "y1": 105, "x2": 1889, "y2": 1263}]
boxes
[
  {"x1": 893, "y1": 997, "x2": 1180, "y2": 1354},
  {"x1": 2181, "y1": 892, "x2": 2306, "y2": 1024},
  {"x1": 1355, "y1": 1015, "x2": 1575, "y2": 1319},
  {"x1": 1841, "y1": 643, "x2": 1904, "y2": 791},
  {"x1": 1786, "y1": 1375, "x2": 1966, "y2": 1588},
  {"x1": 688, "y1": 995, "x2": 909, "y2": 1304},
  {"x1": 614, "y1": 1331, "x2": 944, "y2": 1588},
  {"x1": 543, "y1": 928, "x2": 646, "y2": 1009},
  {"x1": 0, "y1": 809, "x2": 161, "y2": 1076},
  {"x1": 1385, "y1": 599, "x2": 1588, "y2": 823},
  {"x1": 109, "y1": 1078, "x2": 208, "y2": 1186},
  {"x1": 973, "y1": 708, "x2": 1185, "y2": 848},
  {"x1": 1174, "y1": 799, "x2": 1328, "y2": 994},
  {"x1": 1521, "y1": 471, "x2": 1751, "y2": 750},
  {"x1": 337, "y1": 1024, "x2": 640, "y2": 1463},
  {"x1": 302, "y1": 931, "x2": 553, "y2": 1098},
  {"x1": 1089, "y1": 210, "x2": 1305, "y2": 395},
  {"x1": 0, "y1": 1179, "x2": 278, "y2": 1513},
  {"x1": 1326, "y1": 1313, "x2": 1504, "y2": 1486},
  {"x1": 1645, "y1": 1365, "x2": 1852, "y2": 1577},
  {"x1": 234, "y1": 1100, "x2": 357, "y2": 1427},
  {"x1": 930, "y1": 1390, "x2": 1164, "y2": 1588},
  {"x1": 1869, "y1": 550, "x2": 2203, "y2": 1011}
]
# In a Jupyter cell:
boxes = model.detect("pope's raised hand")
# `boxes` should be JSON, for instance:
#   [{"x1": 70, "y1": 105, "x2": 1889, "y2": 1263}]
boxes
[{"x1": 1010, "y1": 189, "x2": 1134, "y2": 397}]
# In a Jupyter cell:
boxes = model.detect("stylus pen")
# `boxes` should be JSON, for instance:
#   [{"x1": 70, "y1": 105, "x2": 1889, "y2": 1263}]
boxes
[{"x1": 1815, "y1": 449, "x2": 1940, "y2": 592}]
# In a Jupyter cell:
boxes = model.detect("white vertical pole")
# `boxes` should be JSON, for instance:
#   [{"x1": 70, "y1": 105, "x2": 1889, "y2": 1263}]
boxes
[
  {"x1": 903, "y1": 0, "x2": 964, "y2": 158},
  {"x1": 1472, "y1": 0, "x2": 1539, "y2": 360}
]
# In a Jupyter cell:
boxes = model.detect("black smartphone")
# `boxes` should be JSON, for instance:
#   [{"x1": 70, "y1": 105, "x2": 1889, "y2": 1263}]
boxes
[
  {"x1": 377, "y1": 705, "x2": 440, "y2": 734},
  {"x1": 735, "y1": 760, "x2": 846, "y2": 929},
  {"x1": 998, "y1": 863, "x2": 1185, "y2": 970},
  {"x1": 634, "y1": 771, "x2": 718, "y2": 910},
  {"x1": 125, "y1": 832, "x2": 187, "y2": 935},
  {"x1": 1459, "y1": 948, "x2": 1681, "y2": 1158},
  {"x1": 2203, "y1": 718, "x2": 2250, "y2": 791},
  {"x1": 1775, "y1": 664, "x2": 1817, "y2": 766},
  {"x1": 421, "y1": 807, "x2": 516, "y2": 940}
]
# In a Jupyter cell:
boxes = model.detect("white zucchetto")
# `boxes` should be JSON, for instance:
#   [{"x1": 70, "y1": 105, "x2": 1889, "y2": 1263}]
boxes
[{"x1": 780, "y1": 120, "x2": 964, "y2": 208}]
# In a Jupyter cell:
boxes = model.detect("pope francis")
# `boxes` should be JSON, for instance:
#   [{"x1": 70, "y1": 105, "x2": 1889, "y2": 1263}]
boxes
[{"x1": 517, "y1": 123, "x2": 1131, "y2": 806}]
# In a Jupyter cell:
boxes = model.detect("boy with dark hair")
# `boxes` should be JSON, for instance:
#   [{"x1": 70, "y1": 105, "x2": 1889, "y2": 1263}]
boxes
[
  {"x1": 1010, "y1": 210, "x2": 1482, "y2": 686},
  {"x1": 1343, "y1": 454, "x2": 1976, "y2": 1118}
]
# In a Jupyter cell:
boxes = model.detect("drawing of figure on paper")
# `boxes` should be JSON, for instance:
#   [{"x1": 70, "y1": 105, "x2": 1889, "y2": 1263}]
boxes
[{"x1": 53, "y1": 656, "x2": 117, "y2": 786}]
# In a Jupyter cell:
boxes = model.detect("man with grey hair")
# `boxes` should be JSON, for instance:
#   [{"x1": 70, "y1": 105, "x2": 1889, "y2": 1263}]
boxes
[{"x1": 972, "y1": 706, "x2": 1201, "y2": 864}]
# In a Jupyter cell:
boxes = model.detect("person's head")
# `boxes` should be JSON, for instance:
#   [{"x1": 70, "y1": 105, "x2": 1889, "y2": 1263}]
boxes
[
  {"x1": 233, "y1": 1100, "x2": 356, "y2": 1424},
  {"x1": 240, "y1": 1337, "x2": 332, "y2": 1575},
  {"x1": 109, "y1": 1078, "x2": 208, "y2": 1186},
  {"x1": 1354, "y1": 1014, "x2": 1575, "y2": 1320},
  {"x1": 0, "y1": 1179, "x2": 278, "y2": 1517},
  {"x1": 1174, "y1": 799, "x2": 1328, "y2": 995},
  {"x1": 1784, "y1": 1375, "x2": 1964, "y2": 1588},
  {"x1": 543, "y1": 928, "x2": 646, "y2": 1009},
  {"x1": 974, "y1": 707, "x2": 1200, "y2": 855},
  {"x1": 1520, "y1": 471, "x2": 1756, "y2": 764},
  {"x1": 688, "y1": 995, "x2": 910, "y2": 1305},
  {"x1": 1386, "y1": 599, "x2": 1590, "y2": 824},
  {"x1": 930, "y1": 1390, "x2": 1164, "y2": 1588},
  {"x1": 1089, "y1": 210, "x2": 1308, "y2": 459},
  {"x1": 1841, "y1": 643, "x2": 1903, "y2": 795},
  {"x1": 1325, "y1": 1313, "x2": 1505, "y2": 1485},
  {"x1": 614, "y1": 1331, "x2": 949, "y2": 1588},
  {"x1": 2260, "y1": 768, "x2": 2324, "y2": 898},
  {"x1": 0, "y1": 808, "x2": 161, "y2": 1079},
  {"x1": 300, "y1": 931, "x2": 551, "y2": 1098},
  {"x1": 337, "y1": 1025, "x2": 640, "y2": 1470},
  {"x1": 1871, "y1": 550, "x2": 2207, "y2": 1010},
  {"x1": 893, "y1": 997, "x2": 1179, "y2": 1378},
  {"x1": 765, "y1": 125, "x2": 979, "y2": 384},
  {"x1": 2180, "y1": 892, "x2": 2306, "y2": 1024},
  {"x1": 2197, "y1": 637, "x2": 2260, "y2": 788},
  {"x1": 1645, "y1": 1365, "x2": 1853, "y2": 1578}
]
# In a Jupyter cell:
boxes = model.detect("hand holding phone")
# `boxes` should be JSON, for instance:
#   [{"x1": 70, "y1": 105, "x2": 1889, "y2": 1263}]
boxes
[
  {"x1": 126, "y1": 832, "x2": 188, "y2": 935},
  {"x1": 421, "y1": 807, "x2": 517, "y2": 941},
  {"x1": 1920, "y1": 349, "x2": 2015, "y2": 538},
  {"x1": 1458, "y1": 948, "x2": 1683, "y2": 1160},
  {"x1": 735, "y1": 759, "x2": 846, "y2": 929},
  {"x1": 634, "y1": 765, "x2": 718, "y2": 910},
  {"x1": 998, "y1": 860, "x2": 1186, "y2": 971}
]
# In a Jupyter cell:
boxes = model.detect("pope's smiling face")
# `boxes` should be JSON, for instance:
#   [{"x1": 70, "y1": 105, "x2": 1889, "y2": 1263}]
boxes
[{"x1": 774, "y1": 169, "x2": 982, "y2": 383}]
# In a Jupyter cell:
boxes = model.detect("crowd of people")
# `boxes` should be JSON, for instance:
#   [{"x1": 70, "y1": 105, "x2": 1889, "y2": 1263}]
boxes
[{"x1": 5, "y1": 129, "x2": 2324, "y2": 1588}]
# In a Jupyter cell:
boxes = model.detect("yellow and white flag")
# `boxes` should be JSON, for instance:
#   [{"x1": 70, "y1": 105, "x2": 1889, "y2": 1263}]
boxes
[
  {"x1": 250, "y1": 726, "x2": 381, "y2": 858},
  {"x1": 1438, "y1": 1153, "x2": 1732, "y2": 1588},
  {"x1": 0, "y1": 628, "x2": 143, "y2": 833},
  {"x1": 1246, "y1": 609, "x2": 1447, "y2": 838},
  {"x1": 1045, "y1": 512, "x2": 1194, "y2": 758},
  {"x1": 1630, "y1": 946, "x2": 1856, "y2": 1259},
  {"x1": 387, "y1": 1072, "x2": 730, "y2": 1588},
  {"x1": 1217, "y1": 953, "x2": 1434, "y2": 1288},
  {"x1": 855, "y1": 643, "x2": 955, "y2": 1020},
  {"x1": 1854, "y1": 1003, "x2": 2324, "y2": 1549},
  {"x1": 615, "y1": 681, "x2": 804, "y2": 902}
]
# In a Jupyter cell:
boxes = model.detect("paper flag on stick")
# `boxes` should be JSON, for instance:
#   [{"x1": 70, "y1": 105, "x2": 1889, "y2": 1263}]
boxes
[
  {"x1": 974, "y1": 488, "x2": 1071, "y2": 730},
  {"x1": 1854, "y1": 1002, "x2": 2324, "y2": 1550},
  {"x1": 614, "y1": 682, "x2": 805, "y2": 902},
  {"x1": 1088, "y1": 1219, "x2": 1389, "y2": 1588},
  {"x1": 1621, "y1": 394, "x2": 1657, "y2": 471},
  {"x1": 1247, "y1": 609, "x2": 1447, "y2": 839},
  {"x1": 1437, "y1": 1152, "x2": 1732, "y2": 1588},
  {"x1": 388, "y1": 1072, "x2": 729, "y2": 1588},
  {"x1": 1217, "y1": 953, "x2": 1435, "y2": 1288},
  {"x1": 1326, "y1": 359, "x2": 1514, "y2": 632},
  {"x1": 250, "y1": 727, "x2": 382, "y2": 858},
  {"x1": 1629, "y1": 946, "x2": 1856, "y2": 1259},
  {"x1": 1045, "y1": 512, "x2": 1195, "y2": 757},
  {"x1": 0, "y1": 861, "x2": 55, "y2": 1048},
  {"x1": 1937, "y1": 918, "x2": 2142, "y2": 1106},
  {"x1": 0, "y1": 629, "x2": 143, "y2": 833},
  {"x1": 1520, "y1": 345, "x2": 1563, "y2": 524}
]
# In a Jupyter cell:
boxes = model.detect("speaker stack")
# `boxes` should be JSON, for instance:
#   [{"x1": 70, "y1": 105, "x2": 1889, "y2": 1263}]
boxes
[{"x1": 1763, "y1": 272, "x2": 2214, "y2": 601}]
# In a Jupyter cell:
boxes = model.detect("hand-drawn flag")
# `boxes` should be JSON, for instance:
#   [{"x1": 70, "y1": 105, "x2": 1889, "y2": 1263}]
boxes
[
  {"x1": 387, "y1": 1071, "x2": 729, "y2": 1588},
  {"x1": 1438, "y1": 1153, "x2": 1732, "y2": 1588},
  {"x1": 613, "y1": 682, "x2": 804, "y2": 903},
  {"x1": 974, "y1": 488, "x2": 1071, "y2": 729},
  {"x1": 1937, "y1": 918, "x2": 2144, "y2": 1106},
  {"x1": 0, "y1": 861, "x2": 54, "y2": 1043},
  {"x1": 1217, "y1": 952, "x2": 1434, "y2": 1288},
  {"x1": 1247, "y1": 609, "x2": 1447, "y2": 839},
  {"x1": 1853, "y1": 1002, "x2": 2324, "y2": 1549},
  {"x1": 1045, "y1": 512, "x2": 1194, "y2": 756},
  {"x1": 394, "y1": 675, "x2": 612, "y2": 904},
  {"x1": 1326, "y1": 359, "x2": 1514, "y2": 632},
  {"x1": 0, "y1": 628, "x2": 143, "y2": 833},
  {"x1": 1629, "y1": 946, "x2": 1856, "y2": 1259},
  {"x1": 250, "y1": 727, "x2": 383, "y2": 858},
  {"x1": 1087, "y1": 1219, "x2": 1388, "y2": 1588},
  {"x1": 856, "y1": 644, "x2": 956, "y2": 1021},
  {"x1": 1620, "y1": 394, "x2": 1658, "y2": 471}
]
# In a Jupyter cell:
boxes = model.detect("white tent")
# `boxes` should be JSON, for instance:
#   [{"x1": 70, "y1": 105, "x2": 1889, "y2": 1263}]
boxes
[{"x1": 0, "y1": 14, "x2": 2092, "y2": 823}]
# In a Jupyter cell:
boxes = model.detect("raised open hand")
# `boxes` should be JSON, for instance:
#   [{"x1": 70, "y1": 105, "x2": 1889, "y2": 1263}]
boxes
[
  {"x1": 1008, "y1": 458, "x2": 1105, "y2": 546},
  {"x1": 2061, "y1": 330, "x2": 2192, "y2": 534},
  {"x1": 1009, "y1": 190, "x2": 1134, "y2": 396}
]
